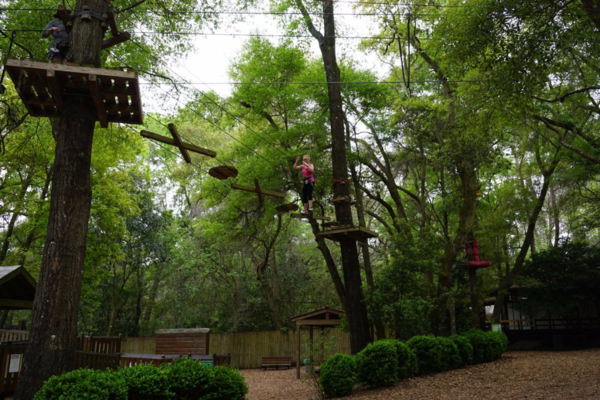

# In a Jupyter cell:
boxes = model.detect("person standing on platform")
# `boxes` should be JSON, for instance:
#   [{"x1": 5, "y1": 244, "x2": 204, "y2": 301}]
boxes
[
  {"x1": 294, "y1": 155, "x2": 315, "y2": 215},
  {"x1": 42, "y1": 11, "x2": 70, "y2": 63}
]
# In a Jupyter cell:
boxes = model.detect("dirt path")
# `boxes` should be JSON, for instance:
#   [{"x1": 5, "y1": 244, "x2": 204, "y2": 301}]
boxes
[{"x1": 241, "y1": 349, "x2": 600, "y2": 400}]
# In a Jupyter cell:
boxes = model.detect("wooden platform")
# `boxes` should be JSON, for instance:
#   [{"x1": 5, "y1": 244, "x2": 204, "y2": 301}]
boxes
[
  {"x1": 209, "y1": 165, "x2": 238, "y2": 180},
  {"x1": 4, "y1": 58, "x2": 143, "y2": 127},
  {"x1": 316, "y1": 226, "x2": 378, "y2": 242},
  {"x1": 290, "y1": 214, "x2": 331, "y2": 221},
  {"x1": 276, "y1": 203, "x2": 299, "y2": 213}
]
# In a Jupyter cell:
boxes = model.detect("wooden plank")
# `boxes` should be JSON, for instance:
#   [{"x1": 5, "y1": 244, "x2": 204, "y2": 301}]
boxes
[
  {"x1": 290, "y1": 214, "x2": 331, "y2": 221},
  {"x1": 88, "y1": 74, "x2": 108, "y2": 128},
  {"x1": 5, "y1": 58, "x2": 138, "y2": 81},
  {"x1": 46, "y1": 69, "x2": 63, "y2": 111},
  {"x1": 254, "y1": 179, "x2": 263, "y2": 204},
  {"x1": 0, "y1": 299, "x2": 33, "y2": 309},
  {"x1": 297, "y1": 319, "x2": 342, "y2": 326},
  {"x1": 101, "y1": 32, "x2": 131, "y2": 50},
  {"x1": 56, "y1": 5, "x2": 72, "y2": 34},
  {"x1": 106, "y1": 8, "x2": 119, "y2": 37},
  {"x1": 231, "y1": 183, "x2": 286, "y2": 199},
  {"x1": 168, "y1": 124, "x2": 191, "y2": 163}
]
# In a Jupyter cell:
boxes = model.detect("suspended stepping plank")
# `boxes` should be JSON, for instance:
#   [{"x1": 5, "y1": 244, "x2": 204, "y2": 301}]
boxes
[
  {"x1": 232, "y1": 179, "x2": 286, "y2": 204},
  {"x1": 316, "y1": 226, "x2": 378, "y2": 242},
  {"x1": 4, "y1": 58, "x2": 142, "y2": 127},
  {"x1": 290, "y1": 214, "x2": 331, "y2": 221},
  {"x1": 140, "y1": 124, "x2": 216, "y2": 164},
  {"x1": 209, "y1": 165, "x2": 238, "y2": 180},
  {"x1": 276, "y1": 203, "x2": 299, "y2": 213},
  {"x1": 329, "y1": 196, "x2": 350, "y2": 204}
]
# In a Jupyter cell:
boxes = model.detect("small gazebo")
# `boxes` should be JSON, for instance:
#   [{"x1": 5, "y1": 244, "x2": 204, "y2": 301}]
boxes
[
  {"x1": 0, "y1": 266, "x2": 36, "y2": 310},
  {"x1": 290, "y1": 307, "x2": 344, "y2": 379}
]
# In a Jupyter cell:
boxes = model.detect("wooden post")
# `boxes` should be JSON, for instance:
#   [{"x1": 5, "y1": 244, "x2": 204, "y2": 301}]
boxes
[
  {"x1": 296, "y1": 324, "x2": 301, "y2": 379},
  {"x1": 320, "y1": 327, "x2": 325, "y2": 364},
  {"x1": 469, "y1": 268, "x2": 479, "y2": 329},
  {"x1": 309, "y1": 326, "x2": 313, "y2": 373}
]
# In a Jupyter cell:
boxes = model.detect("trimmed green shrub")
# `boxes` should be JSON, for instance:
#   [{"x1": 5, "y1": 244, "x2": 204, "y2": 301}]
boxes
[
  {"x1": 406, "y1": 336, "x2": 444, "y2": 375},
  {"x1": 355, "y1": 340, "x2": 399, "y2": 386},
  {"x1": 380, "y1": 339, "x2": 417, "y2": 378},
  {"x1": 319, "y1": 353, "x2": 356, "y2": 398},
  {"x1": 166, "y1": 358, "x2": 213, "y2": 399},
  {"x1": 33, "y1": 368, "x2": 127, "y2": 400},
  {"x1": 437, "y1": 337, "x2": 461, "y2": 371},
  {"x1": 463, "y1": 330, "x2": 507, "y2": 364},
  {"x1": 118, "y1": 363, "x2": 173, "y2": 400},
  {"x1": 203, "y1": 366, "x2": 248, "y2": 400},
  {"x1": 449, "y1": 335, "x2": 474, "y2": 367}
]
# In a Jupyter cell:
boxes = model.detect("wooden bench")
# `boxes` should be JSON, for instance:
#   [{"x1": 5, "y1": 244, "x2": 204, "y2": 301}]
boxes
[{"x1": 261, "y1": 356, "x2": 292, "y2": 370}]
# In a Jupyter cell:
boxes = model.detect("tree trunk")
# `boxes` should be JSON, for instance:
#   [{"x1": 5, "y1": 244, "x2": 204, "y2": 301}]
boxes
[
  {"x1": 296, "y1": 0, "x2": 371, "y2": 353},
  {"x1": 15, "y1": 1, "x2": 107, "y2": 398}
]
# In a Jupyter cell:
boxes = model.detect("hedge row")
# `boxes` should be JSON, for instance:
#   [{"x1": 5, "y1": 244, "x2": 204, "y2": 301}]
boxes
[
  {"x1": 319, "y1": 330, "x2": 508, "y2": 398},
  {"x1": 34, "y1": 359, "x2": 248, "y2": 400}
]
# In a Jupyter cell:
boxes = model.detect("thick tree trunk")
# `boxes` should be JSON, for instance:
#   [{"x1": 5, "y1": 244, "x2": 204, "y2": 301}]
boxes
[
  {"x1": 296, "y1": 0, "x2": 370, "y2": 353},
  {"x1": 15, "y1": 2, "x2": 107, "y2": 398}
]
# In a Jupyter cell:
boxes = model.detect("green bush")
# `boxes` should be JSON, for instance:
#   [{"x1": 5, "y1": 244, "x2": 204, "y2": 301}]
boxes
[
  {"x1": 119, "y1": 363, "x2": 173, "y2": 400},
  {"x1": 203, "y1": 366, "x2": 248, "y2": 400},
  {"x1": 449, "y1": 335, "x2": 474, "y2": 367},
  {"x1": 319, "y1": 353, "x2": 356, "y2": 398},
  {"x1": 355, "y1": 340, "x2": 399, "y2": 387},
  {"x1": 166, "y1": 358, "x2": 213, "y2": 399},
  {"x1": 463, "y1": 330, "x2": 507, "y2": 364},
  {"x1": 33, "y1": 368, "x2": 127, "y2": 400},
  {"x1": 381, "y1": 339, "x2": 417, "y2": 378},
  {"x1": 437, "y1": 337, "x2": 461, "y2": 371},
  {"x1": 406, "y1": 336, "x2": 444, "y2": 375}
]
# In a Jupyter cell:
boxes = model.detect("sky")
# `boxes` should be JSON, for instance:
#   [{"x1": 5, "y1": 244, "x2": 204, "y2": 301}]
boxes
[{"x1": 143, "y1": 2, "x2": 389, "y2": 112}]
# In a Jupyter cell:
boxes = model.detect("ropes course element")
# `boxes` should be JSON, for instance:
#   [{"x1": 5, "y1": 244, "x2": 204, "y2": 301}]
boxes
[
  {"x1": 231, "y1": 180, "x2": 286, "y2": 205},
  {"x1": 140, "y1": 124, "x2": 216, "y2": 163},
  {"x1": 209, "y1": 165, "x2": 238, "y2": 180}
]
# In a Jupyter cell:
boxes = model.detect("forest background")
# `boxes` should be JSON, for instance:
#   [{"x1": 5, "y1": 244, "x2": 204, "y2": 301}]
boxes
[{"x1": 1, "y1": 0, "x2": 600, "y2": 342}]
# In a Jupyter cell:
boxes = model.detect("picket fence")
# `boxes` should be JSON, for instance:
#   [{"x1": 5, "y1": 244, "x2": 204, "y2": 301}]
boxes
[{"x1": 122, "y1": 329, "x2": 351, "y2": 369}]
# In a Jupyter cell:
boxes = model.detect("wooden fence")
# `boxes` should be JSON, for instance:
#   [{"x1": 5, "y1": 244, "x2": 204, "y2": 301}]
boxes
[{"x1": 123, "y1": 329, "x2": 351, "y2": 369}]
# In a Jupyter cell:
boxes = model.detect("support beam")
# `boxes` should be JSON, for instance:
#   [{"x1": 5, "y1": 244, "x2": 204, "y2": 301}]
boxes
[
  {"x1": 168, "y1": 123, "x2": 191, "y2": 163},
  {"x1": 140, "y1": 128, "x2": 217, "y2": 162},
  {"x1": 87, "y1": 74, "x2": 108, "y2": 128},
  {"x1": 231, "y1": 183, "x2": 285, "y2": 199},
  {"x1": 101, "y1": 32, "x2": 131, "y2": 50}
]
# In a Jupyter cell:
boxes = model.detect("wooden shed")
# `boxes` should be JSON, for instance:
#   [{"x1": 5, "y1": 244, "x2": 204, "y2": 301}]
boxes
[
  {"x1": 155, "y1": 328, "x2": 210, "y2": 355},
  {"x1": 0, "y1": 266, "x2": 36, "y2": 310},
  {"x1": 290, "y1": 307, "x2": 344, "y2": 378}
]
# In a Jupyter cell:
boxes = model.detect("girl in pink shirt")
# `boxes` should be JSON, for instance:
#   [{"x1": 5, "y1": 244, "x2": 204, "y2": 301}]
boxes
[{"x1": 294, "y1": 155, "x2": 315, "y2": 214}]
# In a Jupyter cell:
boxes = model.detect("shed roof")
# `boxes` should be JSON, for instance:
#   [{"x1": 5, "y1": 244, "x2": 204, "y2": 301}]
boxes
[
  {"x1": 0, "y1": 266, "x2": 37, "y2": 310},
  {"x1": 290, "y1": 307, "x2": 344, "y2": 326}
]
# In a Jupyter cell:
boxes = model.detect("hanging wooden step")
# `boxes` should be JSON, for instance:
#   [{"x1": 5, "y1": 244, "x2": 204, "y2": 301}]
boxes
[
  {"x1": 316, "y1": 226, "x2": 378, "y2": 242},
  {"x1": 232, "y1": 180, "x2": 286, "y2": 204},
  {"x1": 276, "y1": 203, "x2": 299, "y2": 213},
  {"x1": 209, "y1": 165, "x2": 238, "y2": 180},
  {"x1": 290, "y1": 214, "x2": 331, "y2": 221},
  {"x1": 4, "y1": 58, "x2": 142, "y2": 127}
]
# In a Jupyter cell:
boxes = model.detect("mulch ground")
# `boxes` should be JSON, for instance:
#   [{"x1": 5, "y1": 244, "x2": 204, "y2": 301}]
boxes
[{"x1": 241, "y1": 349, "x2": 600, "y2": 400}]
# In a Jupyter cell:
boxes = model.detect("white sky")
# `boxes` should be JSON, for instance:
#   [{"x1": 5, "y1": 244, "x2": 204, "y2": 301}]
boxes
[{"x1": 144, "y1": 3, "x2": 388, "y2": 111}]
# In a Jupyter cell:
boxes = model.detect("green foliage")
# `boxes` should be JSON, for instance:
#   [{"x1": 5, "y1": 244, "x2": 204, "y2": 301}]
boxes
[
  {"x1": 449, "y1": 335, "x2": 474, "y2": 367},
  {"x1": 437, "y1": 337, "x2": 461, "y2": 371},
  {"x1": 118, "y1": 363, "x2": 173, "y2": 400},
  {"x1": 33, "y1": 368, "x2": 127, "y2": 400},
  {"x1": 355, "y1": 340, "x2": 399, "y2": 387},
  {"x1": 319, "y1": 354, "x2": 356, "y2": 399},
  {"x1": 405, "y1": 336, "x2": 444, "y2": 375},
  {"x1": 519, "y1": 242, "x2": 600, "y2": 317},
  {"x1": 463, "y1": 330, "x2": 507, "y2": 364},
  {"x1": 166, "y1": 359, "x2": 213, "y2": 399},
  {"x1": 203, "y1": 366, "x2": 248, "y2": 400},
  {"x1": 380, "y1": 339, "x2": 418, "y2": 379}
]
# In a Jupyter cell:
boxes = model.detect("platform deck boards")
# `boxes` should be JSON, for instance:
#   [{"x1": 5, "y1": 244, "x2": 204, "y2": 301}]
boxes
[
  {"x1": 316, "y1": 226, "x2": 379, "y2": 242},
  {"x1": 4, "y1": 58, "x2": 143, "y2": 127}
]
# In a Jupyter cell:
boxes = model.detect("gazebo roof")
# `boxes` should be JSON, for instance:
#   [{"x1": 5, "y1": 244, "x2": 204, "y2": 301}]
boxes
[
  {"x1": 290, "y1": 307, "x2": 344, "y2": 327},
  {"x1": 0, "y1": 266, "x2": 37, "y2": 310}
]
